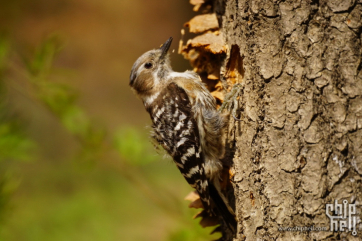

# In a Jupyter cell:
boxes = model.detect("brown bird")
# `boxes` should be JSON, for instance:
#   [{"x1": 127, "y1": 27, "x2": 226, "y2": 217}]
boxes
[{"x1": 129, "y1": 37, "x2": 236, "y2": 232}]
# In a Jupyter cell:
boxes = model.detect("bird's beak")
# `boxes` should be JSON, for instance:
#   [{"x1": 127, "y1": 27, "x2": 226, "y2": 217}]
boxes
[{"x1": 159, "y1": 37, "x2": 173, "y2": 60}]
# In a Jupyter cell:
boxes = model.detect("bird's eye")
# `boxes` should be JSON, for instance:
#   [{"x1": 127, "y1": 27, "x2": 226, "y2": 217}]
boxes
[{"x1": 144, "y1": 62, "x2": 153, "y2": 69}]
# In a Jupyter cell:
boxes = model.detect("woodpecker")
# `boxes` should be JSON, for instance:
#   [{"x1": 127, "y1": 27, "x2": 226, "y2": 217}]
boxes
[{"x1": 129, "y1": 37, "x2": 236, "y2": 232}]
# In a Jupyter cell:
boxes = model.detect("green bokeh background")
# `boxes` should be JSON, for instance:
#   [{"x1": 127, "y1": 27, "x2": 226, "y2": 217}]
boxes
[{"x1": 0, "y1": 1, "x2": 220, "y2": 240}]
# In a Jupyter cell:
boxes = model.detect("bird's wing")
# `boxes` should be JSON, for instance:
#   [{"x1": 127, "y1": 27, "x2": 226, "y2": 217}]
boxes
[{"x1": 149, "y1": 82, "x2": 211, "y2": 209}]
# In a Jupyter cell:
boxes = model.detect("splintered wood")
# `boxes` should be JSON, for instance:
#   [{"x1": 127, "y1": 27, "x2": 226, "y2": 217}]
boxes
[
  {"x1": 184, "y1": 191, "x2": 220, "y2": 228},
  {"x1": 180, "y1": 12, "x2": 227, "y2": 107},
  {"x1": 183, "y1": 32, "x2": 226, "y2": 54},
  {"x1": 189, "y1": 0, "x2": 212, "y2": 12},
  {"x1": 185, "y1": 14, "x2": 219, "y2": 34},
  {"x1": 180, "y1": 9, "x2": 244, "y2": 108},
  {"x1": 180, "y1": 33, "x2": 226, "y2": 105}
]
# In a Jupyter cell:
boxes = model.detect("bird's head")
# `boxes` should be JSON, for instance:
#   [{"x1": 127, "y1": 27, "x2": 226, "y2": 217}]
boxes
[{"x1": 129, "y1": 37, "x2": 173, "y2": 98}]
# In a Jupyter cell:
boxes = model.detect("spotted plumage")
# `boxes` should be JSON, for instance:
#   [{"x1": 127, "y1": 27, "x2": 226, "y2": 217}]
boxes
[
  {"x1": 146, "y1": 82, "x2": 211, "y2": 206},
  {"x1": 129, "y1": 37, "x2": 236, "y2": 232}
]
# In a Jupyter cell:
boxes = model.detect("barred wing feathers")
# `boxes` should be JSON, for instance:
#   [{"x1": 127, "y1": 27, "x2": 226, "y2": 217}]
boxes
[{"x1": 147, "y1": 82, "x2": 211, "y2": 209}]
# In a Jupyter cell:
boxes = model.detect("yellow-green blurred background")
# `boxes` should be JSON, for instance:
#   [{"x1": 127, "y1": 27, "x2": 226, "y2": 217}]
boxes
[{"x1": 0, "y1": 1, "x2": 220, "y2": 240}]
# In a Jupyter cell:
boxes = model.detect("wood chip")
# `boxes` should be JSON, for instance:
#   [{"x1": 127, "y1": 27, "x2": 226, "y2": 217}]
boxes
[
  {"x1": 188, "y1": 199, "x2": 204, "y2": 209},
  {"x1": 183, "y1": 32, "x2": 226, "y2": 54},
  {"x1": 185, "y1": 14, "x2": 219, "y2": 33},
  {"x1": 184, "y1": 190, "x2": 199, "y2": 202},
  {"x1": 190, "y1": 0, "x2": 205, "y2": 5},
  {"x1": 211, "y1": 90, "x2": 224, "y2": 103}
]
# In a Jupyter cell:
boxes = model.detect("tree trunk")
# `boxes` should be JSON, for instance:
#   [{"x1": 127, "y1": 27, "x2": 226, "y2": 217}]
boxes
[{"x1": 183, "y1": 0, "x2": 362, "y2": 240}]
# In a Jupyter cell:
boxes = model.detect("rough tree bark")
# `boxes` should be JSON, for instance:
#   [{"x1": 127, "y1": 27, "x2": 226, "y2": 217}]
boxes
[{"x1": 182, "y1": 0, "x2": 362, "y2": 240}]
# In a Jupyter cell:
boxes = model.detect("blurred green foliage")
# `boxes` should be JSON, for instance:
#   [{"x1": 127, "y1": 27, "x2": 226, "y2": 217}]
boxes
[
  {"x1": 0, "y1": 34, "x2": 220, "y2": 241},
  {"x1": 25, "y1": 36, "x2": 106, "y2": 162},
  {"x1": 0, "y1": 34, "x2": 33, "y2": 224},
  {"x1": 0, "y1": 122, "x2": 34, "y2": 161},
  {"x1": 0, "y1": 35, "x2": 33, "y2": 162},
  {"x1": 114, "y1": 127, "x2": 159, "y2": 165}
]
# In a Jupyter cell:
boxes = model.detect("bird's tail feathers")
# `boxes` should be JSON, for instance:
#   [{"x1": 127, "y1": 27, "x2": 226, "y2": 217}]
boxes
[{"x1": 208, "y1": 180, "x2": 237, "y2": 233}]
